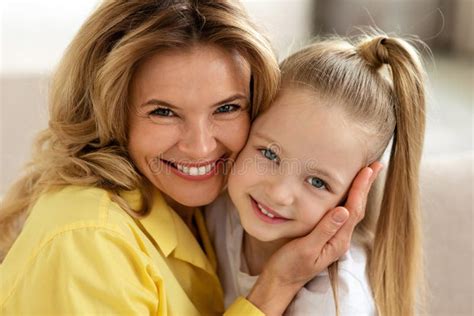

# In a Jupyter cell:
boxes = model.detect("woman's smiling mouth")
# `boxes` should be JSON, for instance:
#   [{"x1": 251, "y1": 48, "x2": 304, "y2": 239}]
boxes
[{"x1": 159, "y1": 156, "x2": 227, "y2": 180}]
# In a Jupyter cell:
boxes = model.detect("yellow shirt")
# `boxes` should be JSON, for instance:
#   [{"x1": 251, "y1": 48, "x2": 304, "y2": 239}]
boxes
[{"x1": 0, "y1": 185, "x2": 263, "y2": 315}]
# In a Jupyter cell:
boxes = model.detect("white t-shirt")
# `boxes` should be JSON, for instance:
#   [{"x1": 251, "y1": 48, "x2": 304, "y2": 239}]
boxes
[{"x1": 205, "y1": 192, "x2": 377, "y2": 315}]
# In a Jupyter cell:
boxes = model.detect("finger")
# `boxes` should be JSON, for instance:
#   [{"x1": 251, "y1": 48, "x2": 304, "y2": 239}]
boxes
[
  {"x1": 344, "y1": 166, "x2": 373, "y2": 222},
  {"x1": 368, "y1": 161, "x2": 384, "y2": 184},
  {"x1": 318, "y1": 216, "x2": 354, "y2": 263},
  {"x1": 303, "y1": 206, "x2": 349, "y2": 254},
  {"x1": 333, "y1": 163, "x2": 384, "y2": 249},
  {"x1": 316, "y1": 163, "x2": 384, "y2": 266},
  {"x1": 344, "y1": 162, "x2": 384, "y2": 223}
]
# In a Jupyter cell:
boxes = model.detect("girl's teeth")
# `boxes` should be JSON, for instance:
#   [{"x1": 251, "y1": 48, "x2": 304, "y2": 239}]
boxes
[{"x1": 257, "y1": 203, "x2": 275, "y2": 218}]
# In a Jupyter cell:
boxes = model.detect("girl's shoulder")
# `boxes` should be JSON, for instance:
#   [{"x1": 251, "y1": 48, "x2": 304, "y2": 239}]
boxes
[
  {"x1": 286, "y1": 241, "x2": 376, "y2": 315},
  {"x1": 204, "y1": 191, "x2": 235, "y2": 236}
]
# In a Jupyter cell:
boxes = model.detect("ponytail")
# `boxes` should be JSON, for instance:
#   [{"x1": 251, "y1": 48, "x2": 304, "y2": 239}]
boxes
[{"x1": 358, "y1": 36, "x2": 426, "y2": 316}]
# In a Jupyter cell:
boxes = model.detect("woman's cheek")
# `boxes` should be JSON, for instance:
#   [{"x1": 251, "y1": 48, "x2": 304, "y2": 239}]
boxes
[
  {"x1": 228, "y1": 149, "x2": 254, "y2": 195},
  {"x1": 224, "y1": 113, "x2": 251, "y2": 153}
]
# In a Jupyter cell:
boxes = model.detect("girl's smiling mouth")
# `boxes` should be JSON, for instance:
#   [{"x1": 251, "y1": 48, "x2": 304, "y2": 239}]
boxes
[{"x1": 249, "y1": 195, "x2": 290, "y2": 224}]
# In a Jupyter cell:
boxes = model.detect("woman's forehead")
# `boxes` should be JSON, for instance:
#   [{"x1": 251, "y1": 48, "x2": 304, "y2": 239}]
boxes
[{"x1": 129, "y1": 43, "x2": 251, "y2": 109}]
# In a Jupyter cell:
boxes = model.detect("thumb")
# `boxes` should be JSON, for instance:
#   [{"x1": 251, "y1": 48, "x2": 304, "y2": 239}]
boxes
[{"x1": 305, "y1": 207, "x2": 349, "y2": 253}]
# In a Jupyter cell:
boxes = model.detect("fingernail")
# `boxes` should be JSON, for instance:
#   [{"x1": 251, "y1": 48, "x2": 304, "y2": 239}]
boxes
[
  {"x1": 367, "y1": 167, "x2": 374, "y2": 177},
  {"x1": 333, "y1": 208, "x2": 349, "y2": 223}
]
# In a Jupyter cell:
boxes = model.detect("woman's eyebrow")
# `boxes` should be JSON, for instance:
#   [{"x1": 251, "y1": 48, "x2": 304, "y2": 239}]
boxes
[
  {"x1": 140, "y1": 93, "x2": 249, "y2": 110},
  {"x1": 216, "y1": 94, "x2": 250, "y2": 106},
  {"x1": 140, "y1": 99, "x2": 179, "y2": 110}
]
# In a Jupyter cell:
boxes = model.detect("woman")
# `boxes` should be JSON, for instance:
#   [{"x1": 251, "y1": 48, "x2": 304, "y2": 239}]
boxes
[{"x1": 0, "y1": 1, "x2": 381, "y2": 314}]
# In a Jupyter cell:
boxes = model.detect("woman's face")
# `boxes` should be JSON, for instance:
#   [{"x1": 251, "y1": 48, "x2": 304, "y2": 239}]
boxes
[
  {"x1": 128, "y1": 43, "x2": 251, "y2": 207},
  {"x1": 228, "y1": 87, "x2": 367, "y2": 243}
]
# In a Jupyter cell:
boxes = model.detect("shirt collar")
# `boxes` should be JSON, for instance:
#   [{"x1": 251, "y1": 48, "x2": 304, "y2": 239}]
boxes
[{"x1": 119, "y1": 188, "x2": 216, "y2": 274}]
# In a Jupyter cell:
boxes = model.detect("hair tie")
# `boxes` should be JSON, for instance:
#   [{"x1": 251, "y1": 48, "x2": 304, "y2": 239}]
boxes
[
  {"x1": 358, "y1": 36, "x2": 390, "y2": 68},
  {"x1": 375, "y1": 37, "x2": 389, "y2": 65}
]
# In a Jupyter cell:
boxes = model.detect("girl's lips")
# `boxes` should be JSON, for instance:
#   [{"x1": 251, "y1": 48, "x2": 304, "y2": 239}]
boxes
[{"x1": 249, "y1": 195, "x2": 290, "y2": 224}]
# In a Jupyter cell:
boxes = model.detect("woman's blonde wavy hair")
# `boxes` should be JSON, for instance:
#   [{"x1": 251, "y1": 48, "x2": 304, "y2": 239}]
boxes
[
  {"x1": 0, "y1": 0, "x2": 279, "y2": 261},
  {"x1": 280, "y1": 33, "x2": 427, "y2": 316}
]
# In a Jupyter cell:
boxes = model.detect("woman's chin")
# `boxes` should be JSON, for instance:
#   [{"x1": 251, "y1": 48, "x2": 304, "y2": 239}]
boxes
[{"x1": 164, "y1": 186, "x2": 222, "y2": 208}]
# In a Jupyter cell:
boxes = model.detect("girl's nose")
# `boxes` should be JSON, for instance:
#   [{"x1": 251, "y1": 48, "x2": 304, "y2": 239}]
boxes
[
  {"x1": 178, "y1": 118, "x2": 217, "y2": 159},
  {"x1": 264, "y1": 177, "x2": 295, "y2": 207}
]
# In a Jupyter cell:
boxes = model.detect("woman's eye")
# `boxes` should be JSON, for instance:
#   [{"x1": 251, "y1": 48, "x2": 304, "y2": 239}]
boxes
[
  {"x1": 149, "y1": 107, "x2": 175, "y2": 117},
  {"x1": 306, "y1": 177, "x2": 327, "y2": 190},
  {"x1": 214, "y1": 103, "x2": 241, "y2": 114},
  {"x1": 260, "y1": 148, "x2": 280, "y2": 163}
]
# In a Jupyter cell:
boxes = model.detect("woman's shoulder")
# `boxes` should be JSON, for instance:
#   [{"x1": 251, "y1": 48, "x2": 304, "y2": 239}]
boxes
[
  {"x1": 29, "y1": 185, "x2": 133, "y2": 228},
  {"x1": 0, "y1": 185, "x2": 157, "y2": 309},
  {"x1": 31, "y1": 184, "x2": 111, "y2": 216},
  {"x1": 1, "y1": 186, "x2": 158, "y2": 311},
  {"x1": 12, "y1": 185, "x2": 141, "y2": 258}
]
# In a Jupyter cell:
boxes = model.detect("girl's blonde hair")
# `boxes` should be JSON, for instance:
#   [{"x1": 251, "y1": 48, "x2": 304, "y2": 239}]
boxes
[
  {"x1": 0, "y1": 0, "x2": 279, "y2": 261},
  {"x1": 280, "y1": 34, "x2": 426, "y2": 316}
]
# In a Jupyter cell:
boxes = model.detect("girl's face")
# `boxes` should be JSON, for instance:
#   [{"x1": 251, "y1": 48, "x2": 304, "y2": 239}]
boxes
[
  {"x1": 128, "y1": 43, "x2": 251, "y2": 207},
  {"x1": 228, "y1": 87, "x2": 367, "y2": 243}
]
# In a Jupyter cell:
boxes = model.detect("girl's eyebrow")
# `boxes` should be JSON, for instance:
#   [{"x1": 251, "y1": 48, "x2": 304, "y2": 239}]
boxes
[
  {"x1": 253, "y1": 132, "x2": 288, "y2": 155},
  {"x1": 306, "y1": 164, "x2": 343, "y2": 189},
  {"x1": 140, "y1": 94, "x2": 250, "y2": 110}
]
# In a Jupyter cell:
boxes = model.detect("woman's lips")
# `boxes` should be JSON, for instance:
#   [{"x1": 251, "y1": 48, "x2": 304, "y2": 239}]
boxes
[
  {"x1": 159, "y1": 155, "x2": 227, "y2": 181},
  {"x1": 249, "y1": 195, "x2": 290, "y2": 224}
]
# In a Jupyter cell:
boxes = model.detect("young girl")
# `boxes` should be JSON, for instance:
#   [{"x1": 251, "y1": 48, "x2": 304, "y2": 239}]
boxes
[{"x1": 207, "y1": 34, "x2": 426, "y2": 315}]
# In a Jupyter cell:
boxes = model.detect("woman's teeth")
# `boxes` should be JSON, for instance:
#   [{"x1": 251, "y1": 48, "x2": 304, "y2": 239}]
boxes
[
  {"x1": 257, "y1": 203, "x2": 275, "y2": 218},
  {"x1": 176, "y1": 162, "x2": 216, "y2": 176}
]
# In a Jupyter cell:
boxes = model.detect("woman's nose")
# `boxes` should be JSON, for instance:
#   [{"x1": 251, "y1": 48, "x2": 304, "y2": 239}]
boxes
[{"x1": 178, "y1": 118, "x2": 217, "y2": 159}]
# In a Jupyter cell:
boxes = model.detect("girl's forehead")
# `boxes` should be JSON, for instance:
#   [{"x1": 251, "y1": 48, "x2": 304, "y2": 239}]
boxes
[
  {"x1": 249, "y1": 88, "x2": 368, "y2": 182},
  {"x1": 255, "y1": 87, "x2": 342, "y2": 128}
]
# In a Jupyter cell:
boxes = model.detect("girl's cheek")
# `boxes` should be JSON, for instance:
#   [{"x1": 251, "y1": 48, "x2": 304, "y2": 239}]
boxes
[{"x1": 300, "y1": 205, "x2": 327, "y2": 228}]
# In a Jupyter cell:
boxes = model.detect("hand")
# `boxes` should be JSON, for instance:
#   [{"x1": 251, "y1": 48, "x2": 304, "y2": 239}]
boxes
[{"x1": 247, "y1": 162, "x2": 383, "y2": 315}]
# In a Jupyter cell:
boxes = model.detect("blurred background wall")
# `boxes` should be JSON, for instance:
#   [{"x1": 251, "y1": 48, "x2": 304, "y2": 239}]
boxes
[{"x1": 1, "y1": 0, "x2": 472, "y2": 315}]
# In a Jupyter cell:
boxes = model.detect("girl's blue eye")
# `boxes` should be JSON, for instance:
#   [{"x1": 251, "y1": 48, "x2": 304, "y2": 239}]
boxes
[
  {"x1": 215, "y1": 104, "x2": 241, "y2": 114},
  {"x1": 260, "y1": 148, "x2": 280, "y2": 163},
  {"x1": 306, "y1": 177, "x2": 326, "y2": 190},
  {"x1": 149, "y1": 107, "x2": 174, "y2": 117}
]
